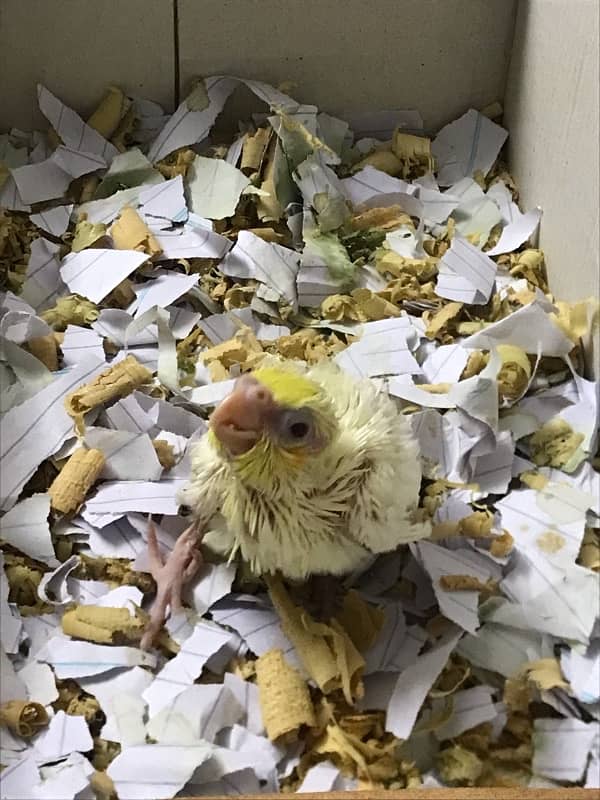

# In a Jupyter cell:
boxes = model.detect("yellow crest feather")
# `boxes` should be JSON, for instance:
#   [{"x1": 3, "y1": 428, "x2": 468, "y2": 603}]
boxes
[{"x1": 252, "y1": 367, "x2": 320, "y2": 407}]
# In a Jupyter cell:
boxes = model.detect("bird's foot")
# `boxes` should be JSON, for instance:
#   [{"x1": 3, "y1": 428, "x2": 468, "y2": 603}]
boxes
[
  {"x1": 297, "y1": 574, "x2": 346, "y2": 622},
  {"x1": 140, "y1": 520, "x2": 203, "y2": 650}
]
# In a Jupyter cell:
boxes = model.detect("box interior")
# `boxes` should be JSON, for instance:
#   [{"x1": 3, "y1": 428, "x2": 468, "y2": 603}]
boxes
[{"x1": 1, "y1": 0, "x2": 598, "y2": 367}]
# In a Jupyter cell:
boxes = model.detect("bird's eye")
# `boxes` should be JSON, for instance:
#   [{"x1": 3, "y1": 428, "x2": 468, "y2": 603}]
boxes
[
  {"x1": 289, "y1": 421, "x2": 309, "y2": 439},
  {"x1": 274, "y1": 408, "x2": 316, "y2": 447}
]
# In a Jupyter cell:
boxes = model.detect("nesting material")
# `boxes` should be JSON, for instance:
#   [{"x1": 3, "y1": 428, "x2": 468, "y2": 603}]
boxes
[
  {"x1": 267, "y1": 576, "x2": 365, "y2": 704},
  {"x1": 65, "y1": 354, "x2": 152, "y2": 433},
  {"x1": 62, "y1": 604, "x2": 145, "y2": 644},
  {"x1": 255, "y1": 648, "x2": 316, "y2": 741},
  {"x1": 0, "y1": 72, "x2": 598, "y2": 798},
  {"x1": 48, "y1": 447, "x2": 105, "y2": 513},
  {"x1": 0, "y1": 700, "x2": 49, "y2": 738}
]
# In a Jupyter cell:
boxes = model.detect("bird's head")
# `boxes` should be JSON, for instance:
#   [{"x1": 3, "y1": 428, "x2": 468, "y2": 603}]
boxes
[{"x1": 208, "y1": 365, "x2": 338, "y2": 487}]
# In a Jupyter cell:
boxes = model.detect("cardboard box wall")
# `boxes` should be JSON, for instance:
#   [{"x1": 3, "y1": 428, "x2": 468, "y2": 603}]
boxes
[{"x1": 2, "y1": 0, "x2": 598, "y2": 323}]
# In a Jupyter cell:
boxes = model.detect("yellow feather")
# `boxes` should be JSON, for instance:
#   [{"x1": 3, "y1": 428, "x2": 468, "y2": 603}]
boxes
[{"x1": 252, "y1": 366, "x2": 320, "y2": 407}]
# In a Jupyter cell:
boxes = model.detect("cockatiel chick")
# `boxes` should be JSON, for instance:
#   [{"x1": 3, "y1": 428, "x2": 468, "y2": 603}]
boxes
[
  {"x1": 183, "y1": 359, "x2": 430, "y2": 575},
  {"x1": 142, "y1": 359, "x2": 430, "y2": 646}
]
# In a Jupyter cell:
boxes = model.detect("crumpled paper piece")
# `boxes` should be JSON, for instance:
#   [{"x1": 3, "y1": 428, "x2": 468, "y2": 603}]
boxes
[
  {"x1": 392, "y1": 130, "x2": 434, "y2": 178},
  {"x1": 65, "y1": 354, "x2": 152, "y2": 434},
  {"x1": 87, "y1": 85, "x2": 128, "y2": 139},
  {"x1": 528, "y1": 419, "x2": 585, "y2": 470},
  {"x1": 48, "y1": 447, "x2": 105, "y2": 514},
  {"x1": 255, "y1": 648, "x2": 316, "y2": 741},
  {"x1": 270, "y1": 328, "x2": 346, "y2": 364},
  {"x1": 496, "y1": 344, "x2": 532, "y2": 403},
  {"x1": 0, "y1": 699, "x2": 49, "y2": 738},
  {"x1": 71, "y1": 215, "x2": 109, "y2": 252},
  {"x1": 424, "y1": 302, "x2": 463, "y2": 340},
  {"x1": 111, "y1": 206, "x2": 162, "y2": 256},
  {"x1": 41, "y1": 295, "x2": 99, "y2": 330},
  {"x1": 62, "y1": 604, "x2": 145, "y2": 644},
  {"x1": 199, "y1": 326, "x2": 265, "y2": 380},
  {"x1": 352, "y1": 149, "x2": 404, "y2": 178},
  {"x1": 266, "y1": 577, "x2": 364, "y2": 704},
  {"x1": 310, "y1": 706, "x2": 402, "y2": 783},
  {"x1": 152, "y1": 439, "x2": 176, "y2": 470},
  {"x1": 521, "y1": 658, "x2": 569, "y2": 692}
]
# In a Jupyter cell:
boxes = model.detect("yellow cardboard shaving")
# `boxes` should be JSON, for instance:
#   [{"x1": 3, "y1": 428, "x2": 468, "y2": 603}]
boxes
[
  {"x1": 87, "y1": 86, "x2": 128, "y2": 139},
  {"x1": 0, "y1": 700, "x2": 49, "y2": 738},
  {"x1": 90, "y1": 771, "x2": 117, "y2": 800},
  {"x1": 48, "y1": 447, "x2": 105, "y2": 514},
  {"x1": 437, "y1": 744, "x2": 484, "y2": 785},
  {"x1": 376, "y1": 250, "x2": 438, "y2": 280},
  {"x1": 490, "y1": 530, "x2": 514, "y2": 558},
  {"x1": 528, "y1": 418, "x2": 584, "y2": 469},
  {"x1": 152, "y1": 439, "x2": 176, "y2": 470},
  {"x1": 439, "y1": 575, "x2": 497, "y2": 594},
  {"x1": 241, "y1": 127, "x2": 272, "y2": 174},
  {"x1": 104, "y1": 278, "x2": 136, "y2": 309},
  {"x1": 199, "y1": 327, "x2": 265, "y2": 377},
  {"x1": 26, "y1": 333, "x2": 59, "y2": 370},
  {"x1": 111, "y1": 106, "x2": 136, "y2": 153},
  {"x1": 62, "y1": 604, "x2": 144, "y2": 644},
  {"x1": 503, "y1": 675, "x2": 531, "y2": 713},
  {"x1": 551, "y1": 297, "x2": 599, "y2": 343},
  {"x1": 320, "y1": 294, "x2": 362, "y2": 322},
  {"x1": 255, "y1": 648, "x2": 316, "y2": 741},
  {"x1": 111, "y1": 206, "x2": 161, "y2": 256},
  {"x1": 497, "y1": 344, "x2": 531, "y2": 402},
  {"x1": 431, "y1": 510, "x2": 494, "y2": 541},
  {"x1": 391, "y1": 130, "x2": 434, "y2": 177},
  {"x1": 519, "y1": 471, "x2": 548, "y2": 493},
  {"x1": 424, "y1": 302, "x2": 463, "y2": 340},
  {"x1": 271, "y1": 329, "x2": 345, "y2": 365},
  {"x1": 156, "y1": 148, "x2": 196, "y2": 179},
  {"x1": 243, "y1": 227, "x2": 284, "y2": 243},
  {"x1": 351, "y1": 288, "x2": 401, "y2": 320},
  {"x1": 579, "y1": 529, "x2": 600, "y2": 571},
  {"x1": 508, "y1": 248, "x2": 548, "y2": 290},
  {"x1": 257, "y1": 138, "x2": 283, "y2": 221},
  {"x1": 42, "y1": 295, "x2": 99, "y2": 330},
  {"x1": 65, "y1": 354, "x2": 152, "y2": 435},
  {"x1": 266, "y1": 577, "x2": 364, "y2": 704},
  {"x1": 71, "y1": 215, "x2": 108, "y2": 252},
  {"x1": 351, "y1": 206, "x2": 412, "y2": 232},
  {"x1": 352, "y1": 148, "x2": 403, "y2": 177},
  {"x1": 223, "y1": 284, "x2": 256, "y2": 309},
  {"x1": 335, "y1": 590, "x2": 385, "y2": 653},
  {"x1": 522, "y1": 658, "x2": 569, "y2": 691}
]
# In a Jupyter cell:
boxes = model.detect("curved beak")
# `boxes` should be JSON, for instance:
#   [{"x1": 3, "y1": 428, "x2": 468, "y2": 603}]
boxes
[{"x1": 210, "y1": 375, "x2": 275, "y2": 455}]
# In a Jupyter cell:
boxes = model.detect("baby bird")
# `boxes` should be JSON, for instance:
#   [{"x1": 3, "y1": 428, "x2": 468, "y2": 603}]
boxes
[
  {"x1": 182, "y1": 359, "x2": 429, "y2": 575},
  {"x1": 143, "y1": 360, "x2": 430, "y2": 645}
]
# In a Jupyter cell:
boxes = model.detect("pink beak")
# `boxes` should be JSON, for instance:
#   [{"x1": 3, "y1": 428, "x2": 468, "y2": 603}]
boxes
[{"x1": 210, "y1": 375, "x2": 275, "y2": 455}]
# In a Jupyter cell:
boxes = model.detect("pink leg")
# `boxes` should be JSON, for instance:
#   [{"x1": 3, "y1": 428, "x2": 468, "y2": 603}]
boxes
[{"x1": 140, "y1": 519, "x2": 204, "y2": 650}]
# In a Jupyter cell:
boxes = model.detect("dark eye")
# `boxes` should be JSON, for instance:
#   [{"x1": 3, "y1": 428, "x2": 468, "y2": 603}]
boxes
[
  {"x1": 289, "y1": 421, "x2": 309, "y2": 439},
  {"x1": 274, "y1": 408, "x2": 315, "y2": 447}
]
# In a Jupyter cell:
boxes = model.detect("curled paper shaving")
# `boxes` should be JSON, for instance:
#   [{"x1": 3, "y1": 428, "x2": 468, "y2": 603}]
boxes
[
  {"x1": 65, "y1": 354, "x2": 152, "y2": 434},
  {"x1": 111, "y1": 206, "x2": 162, "y2": 256},
  {"x1": 266, "y1": 577, "x2": 364, "y2": 704},
  {"x1": 26, "y1": 333, "x2": 60, "y2": 371},
  {"x1": 0, "y1": 699, "x2": 49, "y2": 738},
  {"x1": 152, "y1": 439, "x2": 176, "y2": 470},
  {"x1": 62, "y1": 604, "x2": 145, "y2": 644},
  {"x1": 255, "y1": 648, "x2": 316, "y2": 742},
  {"x1": 48, "y1": 447, "x2": 105, "y2": 514}
]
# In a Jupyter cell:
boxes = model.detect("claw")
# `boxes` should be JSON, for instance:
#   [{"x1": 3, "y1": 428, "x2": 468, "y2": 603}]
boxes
[{"x1": 141, "y1": 518, "x2": 204, "y2": 650}]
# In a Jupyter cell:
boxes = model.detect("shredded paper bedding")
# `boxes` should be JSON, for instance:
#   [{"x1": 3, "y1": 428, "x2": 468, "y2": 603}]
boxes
[{"x1": 0, "y1": 76, "x2": 598, "y2": 798}]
